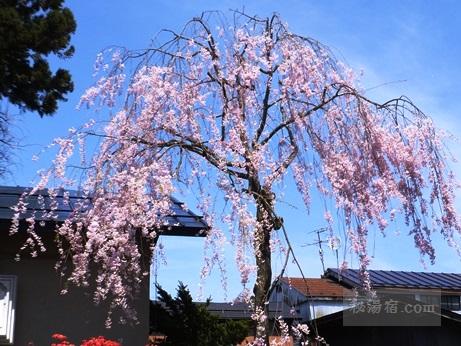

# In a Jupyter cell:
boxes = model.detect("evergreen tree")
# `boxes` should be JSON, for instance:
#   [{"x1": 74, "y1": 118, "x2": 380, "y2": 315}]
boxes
[
  {"x1": 150, "y1": 282, "x2": 249, "y2": 346},
  {"x1": 0, "y1": 0, "x2": 76, "y2": 115}
]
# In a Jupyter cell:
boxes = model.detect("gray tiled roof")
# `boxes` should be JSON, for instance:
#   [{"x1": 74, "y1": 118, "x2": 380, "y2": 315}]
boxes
[
  {"x1": 325, "y1": 268, "x2": 461, "y2": 290},
  {"x1": 0, "y1": 186, "x2": 207, "y2": 237}
]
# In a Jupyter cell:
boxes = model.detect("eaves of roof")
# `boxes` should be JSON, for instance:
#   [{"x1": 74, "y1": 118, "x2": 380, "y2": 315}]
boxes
[{"x1": 0, "y1": 185, "x2": 208, "y2": 237}]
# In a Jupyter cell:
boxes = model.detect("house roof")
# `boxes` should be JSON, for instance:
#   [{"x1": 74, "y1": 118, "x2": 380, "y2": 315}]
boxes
[
  {"x1": 282, "y1": 277, "x2": 351, "y2": 298},
  {"x1": 151, "y1": 300, "x2": 302, "y2": 320},
  {"x1": 312, "y1": 298, "x2": 461, "y2": 326},
  {"x1": 325, "y1": 268, "x2": 461, "y2": 291},
  {"x1": 206, "y1": 301, "x2": 302, "y2": 320},
  {"x1": 0, "y1": 186, "x2": 208, "y2": 237}
]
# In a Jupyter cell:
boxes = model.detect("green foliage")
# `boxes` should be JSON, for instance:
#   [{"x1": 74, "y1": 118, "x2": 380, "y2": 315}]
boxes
[
  {"x1": 0, "y1": 0, "x2": 76, "y2": 115},
  {"x1": 150, "y1": 282, "x2": 249, "y2": 346}
]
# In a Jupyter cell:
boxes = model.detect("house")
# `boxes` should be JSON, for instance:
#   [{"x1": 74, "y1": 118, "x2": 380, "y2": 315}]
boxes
[
  {"x1": 206, "y1": 301, "x2": 302, "y2": 321},
  {"x1": 270, "y1": 277, "x2": 353, "y2": 321},
  {"x1": 207, "y1": 301, "x2": 302, "y2": 346},
  {"x1": 273, "y1": 270, "x2": 461, "y2": 345},
  {"x1": 274, "y1": 268, "x2": 461, "y2": 323},
  {"x1": 324, "y1": 268, "x2": 461, "y2": 313},
  {"x1": 0, "y1": 186, "x2": 207, "y2": 345}
]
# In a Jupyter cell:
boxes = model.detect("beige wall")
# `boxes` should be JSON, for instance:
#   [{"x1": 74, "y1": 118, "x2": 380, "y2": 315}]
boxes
[{"x1": 0, "y1": 228, "x2": 149, "y2": 345}]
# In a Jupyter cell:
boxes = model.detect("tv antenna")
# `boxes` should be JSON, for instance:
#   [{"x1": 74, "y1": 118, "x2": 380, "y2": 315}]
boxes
[{"x1": 303, "y1": 227, "x2": 341, "y2": 272}]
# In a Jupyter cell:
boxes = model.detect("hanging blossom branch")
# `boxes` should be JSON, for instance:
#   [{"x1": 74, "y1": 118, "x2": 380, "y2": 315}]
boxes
[{"x1": 10, "y1": 11, "x2": 461, "y2": 341}]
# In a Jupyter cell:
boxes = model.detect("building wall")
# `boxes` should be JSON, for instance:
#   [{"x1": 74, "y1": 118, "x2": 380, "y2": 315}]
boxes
[
  {"x1": 309, "y1": 300, "x2": 351, "y2": 320},
  {"x1": 0, "y1": 229, "x2": 149, "y2": 345},
  {"x1": 270, "y1": 281, "x2": 351, "y2": 321},
  {"x1": 271, "y1": 282, "x2": 309, "y2": 321},
  {"x1": 317, "y1": 316, "x2": 461, "y2": 346}
]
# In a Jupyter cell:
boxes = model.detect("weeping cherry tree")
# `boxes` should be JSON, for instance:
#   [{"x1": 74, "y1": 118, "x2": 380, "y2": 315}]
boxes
[{"x1": 10, "y1": 12, "x2": 461, "y2": 344}]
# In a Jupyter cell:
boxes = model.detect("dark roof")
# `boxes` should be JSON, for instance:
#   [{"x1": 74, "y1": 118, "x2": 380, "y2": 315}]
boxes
[
  {"x1": 0, "y1": 186, "x2": 207, "y2": 237},
  {"x1": 325, "y1": 268, "x2": 461, "y2": 291},
  {"x1": 206, "y1": 302, "x2": 302, "y2": 320},
  {"x1": 313, "y1": 300, "x2": 461, "y2": 327},
  {"x1": 282, "y1": 277, "x2": 352, "y2": 298}
]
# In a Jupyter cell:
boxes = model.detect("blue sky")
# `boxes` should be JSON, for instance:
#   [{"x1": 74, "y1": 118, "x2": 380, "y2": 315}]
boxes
[{"x1": 5, "y1": 1, "x2": 461, "y2": 301}]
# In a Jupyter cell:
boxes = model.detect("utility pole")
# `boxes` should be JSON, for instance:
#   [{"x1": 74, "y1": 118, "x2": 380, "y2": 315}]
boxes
[{"x1": 303, "y1": 227, "x2": 329, "y2": 272}]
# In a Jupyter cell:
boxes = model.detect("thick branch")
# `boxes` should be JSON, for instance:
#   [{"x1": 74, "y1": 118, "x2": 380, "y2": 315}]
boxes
[{"x1": 259, "y1": 84, "x2": 345, "y2": 146}]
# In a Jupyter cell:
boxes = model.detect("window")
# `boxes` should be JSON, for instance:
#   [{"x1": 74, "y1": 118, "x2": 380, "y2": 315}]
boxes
[
  {"x1": 418, "y1": 294, "x2": 441, "y2": 306},
  {"x1": 441, "y1": 295, "x2": 461, "y2": 311},
  {"x1": 0, "y1": 275, "x2": 17, "y2": 345}
]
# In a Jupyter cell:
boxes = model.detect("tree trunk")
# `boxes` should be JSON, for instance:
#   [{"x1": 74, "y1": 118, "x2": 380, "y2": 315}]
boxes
[{"x1": 253, "y1": 200, "x2": 272, "y2": 345}]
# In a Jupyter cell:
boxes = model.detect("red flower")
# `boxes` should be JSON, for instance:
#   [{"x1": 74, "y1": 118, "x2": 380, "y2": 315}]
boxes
[
  {"x1": 50, "y1": 334, "x2": 118, "y2": 346},
  {"x1": 51, "y1": 333, "x2": 76, "y2": 346},
  {"x1": 52, "y1": 334, "x2": 68, "y2": 342},
  {"x1": 81, "y1": 336, "x2": 121, "y2": 346}
]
